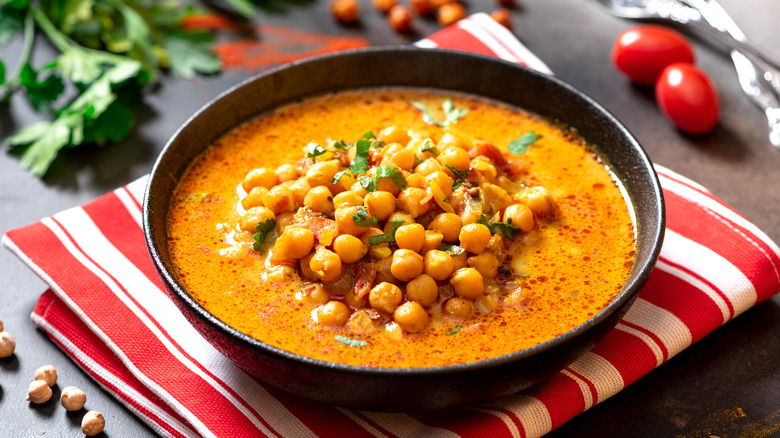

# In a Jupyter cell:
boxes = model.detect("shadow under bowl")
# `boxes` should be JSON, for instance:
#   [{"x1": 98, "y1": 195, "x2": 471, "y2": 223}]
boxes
[{"x1": 143, "y1": 47, "x2": 665, "y2": 412}]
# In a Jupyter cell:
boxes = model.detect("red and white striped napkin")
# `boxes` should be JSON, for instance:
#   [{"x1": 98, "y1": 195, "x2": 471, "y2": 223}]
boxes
[{"x1": 4, "y1": 14, "x2": 780, "y2": 438}]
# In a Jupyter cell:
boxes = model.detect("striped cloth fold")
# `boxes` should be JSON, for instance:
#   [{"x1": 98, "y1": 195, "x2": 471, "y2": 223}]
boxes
[{"x1": 4, "y1": 14, "x2": 780, "y2": 438}]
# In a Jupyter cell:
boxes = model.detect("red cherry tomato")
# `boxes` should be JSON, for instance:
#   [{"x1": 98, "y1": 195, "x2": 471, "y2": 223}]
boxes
[
  {"x1": 612, "y1": 25, "x2": 695, "y2": 85},
  {"x1": 655, "y1": 63, "x2": 719, "y2": 134}
]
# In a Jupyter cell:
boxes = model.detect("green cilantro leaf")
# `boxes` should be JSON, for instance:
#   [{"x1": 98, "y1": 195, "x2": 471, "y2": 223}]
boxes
[
  {"x1": 421, "y1": 139, "x2": 438, "y2": 155},
  {"x1": 446, "y1": 165, "x2": 468, "y2": 190},
  {"x1": 335, "y1": 335, "x2": 367, "y2": 347},
  {"x1": 0, "y1": 6, "x2": 24, "y2": 48},
  {"x1": 358, "y1": 175, "x2": 376, "y2": 192},
  {"x1": 332, "y1": 139, "x2": 351, "y2": 150},
  {"x1": 374, "y1": 165, "x2": 407, "y2": 191},
  {"x1": 368, "y1": 218, "x2": 407, "y2": 246},
  {"x1": 162, "y1": 31, "x2": 221, "y2": 79},
  {"x1": 348, "y1": 139, "x2": 371, "y2": 174},
  {"x1": 20, "y1": 63, "x2": 64, "y2": 111},
  {"x1": 477, "y1": 214, "x2": 521, "y2": 242},
  {"x1": 446, "y1": 325, "x2": 463, "y2": 336},
  {"x1": 362, "y1": 130, "x2": 375, "y2": 140},
  {"x1": 307, "y1": 143, "x2": 329, "y2": 159},
  {"x1": 409, "y1": 98, "x2": 468, "y2": 127},
  {"x1": 57, "y1": 48, "x2": 102, "y2": 84},
  {"x1": 0, "y1": 59, "x2": 5, "y2": 86},
  {"x1": 253, "y1": 218, "x2": 276, "y2": 252},
  {"x1": 352, "y1": 206, "x2": 378, "y2": 227},
  {"x1": 331, "y1": 170, "x2": 350, "y2": 184},
  {"x1": 438, "y1": 243, "x2": 465, "y2": 256},
  {"x1": 508, "y1": 132, "x2": 539, "y2": 155}
]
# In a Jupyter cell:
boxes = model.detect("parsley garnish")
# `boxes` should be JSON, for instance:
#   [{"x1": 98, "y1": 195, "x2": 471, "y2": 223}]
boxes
[
  {"x1": 446, "y1": 165, "x2": 468, "y2": 190},
  {"x1": 477, "y1": 214, "x2": 521, "y2": 241},
  {"x1": 252, "y1": 218, "x2": 276, "y2": 252},
  {"x1": 352, "y1": 206, "x2": 378, "y2": 227},
  {"x1": 507, "y1": 132, "x2": 539, "y2": 155},
  {"x1": 362, "y1": 130, "x2": 376, "y2": 140},
  {"x1": 371, "y1": 140, "x2": 386, "y2": 149},
  {"x1": 375, "y1": 165, "x2": 407, "y2": 190},
  {"x1": 446, "y1": 325, "x2": 463, "y2": 336},
  {"x1": 348, "y1": 139, "x2": 371, "y2": 174},
  {"x1": 307, "y1": 144, "x2": 329, "y2": 159},
  {"x1": 332, "y1": 139, "x2": 351, "y2": 150},
  {"x1": 421, "y1": 139, "x2": 438, "y2": 155},
  {"x1": 438, "y1": 243, "x2": 466, "y2": 256},
  {"x1": 335, "y1": 335, "x2": 367, "y2": 347},
  {"x1": 409, "y1": 98, "x2": 468, "y2": 127},
  {"x1": 358, "y1": 175, "x2": 377, "y2": 192},
  {"x1": 368, "y1": 218, "x2": 407, "y2": 246},
  {"x1": 331, "y1": 170, "x2": 350, "y2": 184}
]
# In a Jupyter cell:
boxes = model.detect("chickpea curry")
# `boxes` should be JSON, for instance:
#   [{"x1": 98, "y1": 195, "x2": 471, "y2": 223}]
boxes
[{"x1": 167, "y1": 89, "x2": 636, "y2": 368}]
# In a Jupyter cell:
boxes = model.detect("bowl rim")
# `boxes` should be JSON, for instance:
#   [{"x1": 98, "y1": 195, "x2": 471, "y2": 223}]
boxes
[{"x1": 144, "y1": 45, "x2": 665, "y2": 377}]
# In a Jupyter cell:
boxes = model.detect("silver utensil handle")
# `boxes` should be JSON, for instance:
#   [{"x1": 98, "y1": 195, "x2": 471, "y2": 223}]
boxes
[{"x1": 731, "y1": 50, "x2": 780, "y2": 147}]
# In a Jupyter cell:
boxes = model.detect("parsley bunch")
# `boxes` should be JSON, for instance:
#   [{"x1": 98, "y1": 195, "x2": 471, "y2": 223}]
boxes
[{"x1": 0, "y1": 0, "x2": 250, "y2": 177}]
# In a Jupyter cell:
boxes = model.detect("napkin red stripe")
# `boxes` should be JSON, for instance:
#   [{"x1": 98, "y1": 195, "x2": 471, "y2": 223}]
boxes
[{"x1": 562, "y1": 367, "x2": 599, "y2": 406}]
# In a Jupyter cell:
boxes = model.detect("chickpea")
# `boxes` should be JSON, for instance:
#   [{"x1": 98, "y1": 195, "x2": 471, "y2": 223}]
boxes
[
  {"x1": 0, "y1": 331, "x2": 15, "y2": 358},
  {"x1": 61, "y1": 386, "x2": 87, "y2": 411},
  {"x1": 373, "y1": 0, "x2": 397, "y2": 13},
  {"x1": 242, "y1": 168, "x2": 278, "y2": 191},
  {"x1": 304, "y1": 186, "x2": 334, "y2": 215},
  {"x1": 317, "y1": 301, "x2": 350, "y2": 326},
  {"x1": 388, "y1": 5, "x2": 414, "y2": 31},
  {"x1": 81, "y1": 411, "x2": 105, "y2": 436},
  {"x1": 391, "y1": 249, "x2": 424, "y2": 282},
  {"x1": 405, "y1": 274, "x2": 439, "y2": 306},
  {"x1": 305, "y1": 160, "x2": 340, "y2": 187},
  {"x1": 477, "y1": 294, "x2": 499, "y2": 314},
  {"x1": 351, "y1": 181, "x2": 369, "y2": 198},
  {"x1": 347, "y1": 309, "x2": 381, "y2": 333},
  {"x1": 267, "y1": 265, "x2": 295, "y2": 284},
  {"x1": 423, "y1": 250, "x2": 453, "y2": 281},
  {"x1": 377, "y1": 126, "x2": 410, "y2": 145},
  {"x1": 375, "y1": 176, "x2": 401, "y2": 195},
  {"x1": 450, "y1": 268, "x2": 485, "y2": 299},
  {"x1": 332, "y1": 0, "x2": 359, "y2": 24},
  {"x1": 34, "y1": 365, "x2": 57, "y2": 387},
  {"x1": 335, "y1": 206, "x2": 370, "y2": 236},
  {"x1": 364, "y1": 191, "x2": 396, "y2": 221},
  {"x1": 287, "y1": 178, "x2": 311, "y2": 207},
  {"x1": 369, "y1": 282, "x2": 403, "y2": 313},
  {"x1": 459, "y1": 223, "x2": 491, "y2": 254},
  {"x1": 263, "y1": 185, "x2": 296, "y2": 214},
  {"x1": 297, "y1": 283, "x2": 329, "y2": 305},
  {"x1": 240, "y1": 206, "x2": 275, "y2": 233},
  {"x1": 438, "y1": 147, "x2": 470, "y2": 174},
  {"x1": 444, "y1": 297, "x2": 473, "y2": 319},
  {"x1": 382, "y1": 143, "x2": 415, "y2": 171},
  {"x1": 428, "y1": 212, "x2": 462, "y2": 243},
  {"x1": 310, "y1": 246, "x2": 343, "y2": 282},
  {"x1": 333, "y1": 191, "x2": 364, "y2": 210},
  {"x1": 393, "y1": 302, "x2": 428, "y2": 333},
  {"x1": 276, "y1": 163, "x2": 298, "y2": 182},
  {"x1": 514, "y1": 186, "x2": 557, "y2": 218},
  {"x1": 26, "y1": 380, "x2": 52, "y2": 404},
  {"x1": 438, "y1": 131, "x2": 468, "y2": 150},
  {"x1": 406, "y1": 173, "x2": 426, "y2": 190},
  {"x1": 333, "y1": 234, "x2": 368, "y2": 264},
  {"x1": 375, "y1": 256, "x2": 396, "y2": 284},
  {"x1": 422, "y1": 230, "x2": 444, "y2": 252},
  {"x1": 415, "y1": 158, "x2": 442, "y2": 176},
  {"x1": 385, "y1": 321, "x2": 404, "y2": 341},
  {"x1": 452, "y1": 252, "x2": 469, "y2": 271},
  {"x1": 397, "y1": 187, "x2": 430, "y2": 218},
  {"x1": 395, "y1": 223, "x2": 425, "y2": 253},
  {"x1": 504, "y1": 203, "x2": 535, "y2": 232},
  {"x1": 410, "y1": 0, "x2": 432, "y2": 15},
  {"x1": 468, "y1": 252, "x2": 499, "y2": 279},
  {"x1": 274, "y1": 227, "x2": 315, "y2": 259},
  {"x1": 425, "y1": 170, "x2": 453, "y2": 198},
  {"x1": 429, "y1": 0, "x2": 457, "y2": 8},
  {"x1": 491, "y1": 8, "x2": 512, "y2": 30},
  {"x1": 383, "y1": 212, "x2": 414, "y2": 233},
  {"x1": 437, "y1": 2, "x2": 465, "y2": 26},
  {"x1": 241, "y1": 186, "x2": 268, "y2": 210}
]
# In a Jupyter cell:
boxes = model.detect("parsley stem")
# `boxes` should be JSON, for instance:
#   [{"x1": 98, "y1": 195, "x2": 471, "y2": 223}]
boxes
[{"x1": 2, "y1": 9, "x2": 34, "y2": 101}]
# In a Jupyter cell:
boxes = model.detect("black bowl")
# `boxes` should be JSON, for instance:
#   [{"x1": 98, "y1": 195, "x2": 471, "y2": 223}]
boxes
[{"x1": 144, "y1": 47, "x2": 665, "y2": 411}]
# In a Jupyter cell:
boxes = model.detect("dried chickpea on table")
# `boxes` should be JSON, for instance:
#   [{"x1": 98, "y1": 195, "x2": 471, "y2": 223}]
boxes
[{"x1": 167, "y1": 90, "x2": 636, "y2": 368}]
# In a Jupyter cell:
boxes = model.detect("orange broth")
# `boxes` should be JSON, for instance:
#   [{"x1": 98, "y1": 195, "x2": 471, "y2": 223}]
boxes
[{"x1": 167, "y1": 88, "x2": 636, "y2": 368}]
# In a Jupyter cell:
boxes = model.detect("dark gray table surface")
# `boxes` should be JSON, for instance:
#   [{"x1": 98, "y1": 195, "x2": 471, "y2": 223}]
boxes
[{"x1": 1, "y1": 1, "x2": 779, "y2": 437}]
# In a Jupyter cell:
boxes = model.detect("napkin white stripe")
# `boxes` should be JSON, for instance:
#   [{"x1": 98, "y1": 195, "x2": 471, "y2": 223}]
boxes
[
  {"x1": 30, "y1": 313, "x2": 199, "y2": 438},
  {"x1": 614, "y1": 323, "x2": 665, "y2": 367},
  {"x1": 335, "y1": 409, "x2": 394, "y2": 438},
  {"x1": 621, "y1": 299, "x2": 692, "y2": 360},
  {"x1": 40, "y1": 216, "x2": 222, "y2": 438},
  {"x1": 456, "y1": 19, "x2": 521, "y2": 63},
  {"x1": 469, "y1": 13, "x2": 553, "y2": 74},
  {"x1": 560, "y1": 370, "x2": 595, "y2": 409},
  {"x1": 567, "y1": 352, "x2": 625, "y2": 403},
  {"x1": 360, "y1": 411, "x2": 461, "y2": 438}
]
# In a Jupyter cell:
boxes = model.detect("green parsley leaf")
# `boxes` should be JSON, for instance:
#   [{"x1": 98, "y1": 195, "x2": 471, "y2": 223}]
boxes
[
  {"x1": 253, "y1": 218, "x2": 276, "y2": 252},
  {"x1": 162, "y1": 31, "x2": 221, "y2": 79},
  {"x1": 508, "y1": 132, "x2": 539, "y2": 155},
  {"x1": 362, "y1": 130, "x2": 375, "y2": 140},
  {"x1": 20, "y1": 63, "x2": 64, "y2": 111},
  {"x1": 375, "y1": 165, "x2": 407, "y2": 190},
  {"x1": 446, "y1": 165, "x2": 468, "y2": 190},
  {"x1": 371, "y1": 140, "x2": 385, "y2": 149},
  {"x1": 421, "y1": 138, "x2": 438, "y2": 155},
  {"x1": 409, "y1": 98, "x2": 468, "y2": 127},
  {"x1": 222, "y1": 0, "x2": 255, "y2": 17},
  {"x1": 0, "y1": 6, "x2": 24, "y2": 48},
  {"x1": 446, "y1": 325, "x2": 463, "y2": 336},
  {"x1": 358, "y1": 175, "x2": 376, "y2": 192},
  {"x1": 438, "y1": 243, "x2": 465, "y2": 256},
  {"x1": 348, "y1": 139, "x2": 371, "y2": 174},
  {"x1": 332, "y1": 139, "x2": 351, "y2": 150},
  {"x1": 82, "y1": 100, "x2": 134, "y2": 145},
  {"x1": 307, "y1": 143, "x2": 329, "y2": 159},
  {"x1": 0, "y1": 59, "x2": 5, "y2": 86},
  {"x1": 368, "y1": 218, "x2": 406, "y2": 246},
  {"x1": 477, "y1": 214, "x2": 521, "y2": 242},
  {"x1": 57, "y1": 48, "x2": 102, "y2": 84},
  {"x1": 352, "y1": 206, "x2": 378, "y2": 227},
  {"x1": 335, "y1": 335, "x2": 367, "y2": 347},
  {"x1": 331, "y1": 170, "x2": 350, "y2": 184}
]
